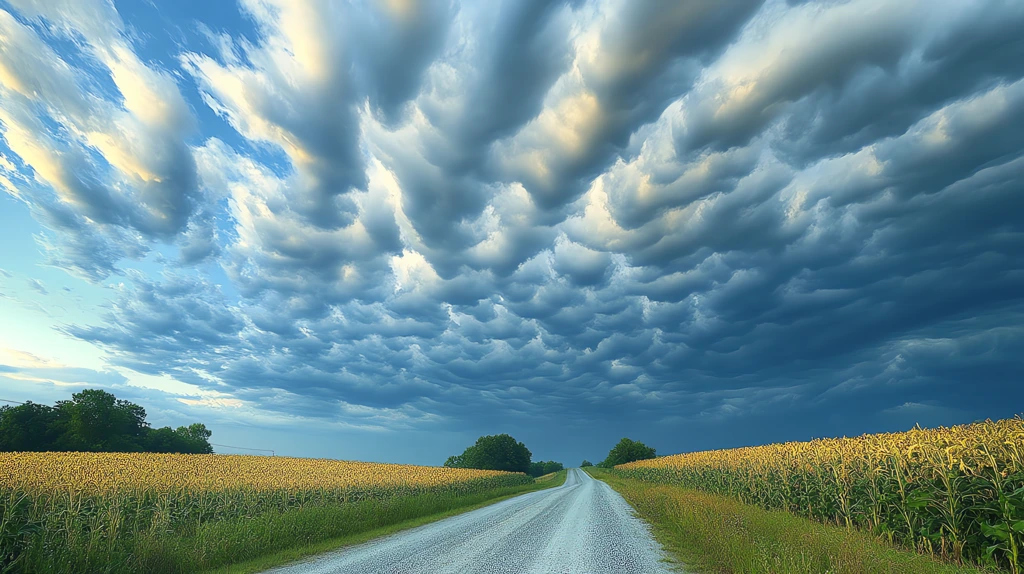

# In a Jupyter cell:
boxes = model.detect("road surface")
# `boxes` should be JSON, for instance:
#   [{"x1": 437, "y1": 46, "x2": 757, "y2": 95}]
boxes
[{"x1": 263, "y1": 468, "x2": 677, "y2": 573}]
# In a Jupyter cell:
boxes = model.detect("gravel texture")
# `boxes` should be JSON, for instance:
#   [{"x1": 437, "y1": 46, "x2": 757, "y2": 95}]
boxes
[{"x1": 262, "y1": 468, "x2": 678, "y2": 573}]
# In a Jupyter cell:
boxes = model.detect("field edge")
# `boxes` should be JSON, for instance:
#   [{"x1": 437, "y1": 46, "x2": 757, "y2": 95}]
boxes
[
  {"x1": 209, "y1": 469, "x2": 569, "y2": 574},
  {"x1": 583, "y1": 467, "x2": 993, "y2": 574}
]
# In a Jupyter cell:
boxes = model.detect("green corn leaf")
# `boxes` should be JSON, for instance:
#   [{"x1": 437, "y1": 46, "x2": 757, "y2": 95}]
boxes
[{"x1": 981, "y1": 521, "x2": 1010, "y2": 541}]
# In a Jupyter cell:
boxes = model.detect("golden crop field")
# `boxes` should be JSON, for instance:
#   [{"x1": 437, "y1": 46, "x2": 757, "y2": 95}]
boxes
[
  {"x1": 616, "y1": 417, "x2": 1024, "y2": 572},
  {"x1": 0, "y1": 452, "x2": 533, "y2": 573},
  {"x1": 0, "y1": 452, "x2": 520, "y2": 494}
]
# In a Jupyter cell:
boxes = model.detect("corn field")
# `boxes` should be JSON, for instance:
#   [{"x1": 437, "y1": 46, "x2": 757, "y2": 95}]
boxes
[
  {"x1": 0, "y1": 453, "x2": 533, "y2": 572},
  {"x1": 615, "y1": 417, "x2": 1024, "y2": 572}
]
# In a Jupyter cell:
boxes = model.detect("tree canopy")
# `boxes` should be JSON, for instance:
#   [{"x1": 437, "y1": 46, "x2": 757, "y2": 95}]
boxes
[
  {"x1": 443, "y1": 433, "x2": 533, "y2": 474},
  {"x1": 528, "y1": 460, "x2": 564, "y2": 477},
  {"x1": 580, "y1": 459, "x2": 593, "y2": 467},
  {"x1": 599, "y1": 437, "x2": 656, "y2": 467},
  {"x1": 0, "y1": 389, "x2": 213, "y2": 454}
]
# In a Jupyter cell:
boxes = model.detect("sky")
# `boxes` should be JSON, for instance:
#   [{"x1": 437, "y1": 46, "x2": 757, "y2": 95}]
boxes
[{"x1": 0, "y1": 0, "x2": 1021, "y2": 466}]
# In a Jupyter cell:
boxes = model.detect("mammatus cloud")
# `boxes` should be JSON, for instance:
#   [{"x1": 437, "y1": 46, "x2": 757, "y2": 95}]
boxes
[
  {"x1": 1, "y1": 0, "x2": 1022, "y2": 455},
  {"x1": 0, "y1": 0, "x2": 215, "y2": 280}
]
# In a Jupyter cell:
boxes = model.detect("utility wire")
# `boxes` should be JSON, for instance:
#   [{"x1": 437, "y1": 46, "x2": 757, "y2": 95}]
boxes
[
  {"x1": 210, "y1": 443, "x2": 275, "y2": 456},
  {"x1": 1, "y1": 398, "x2": 275, "y2": 455}
]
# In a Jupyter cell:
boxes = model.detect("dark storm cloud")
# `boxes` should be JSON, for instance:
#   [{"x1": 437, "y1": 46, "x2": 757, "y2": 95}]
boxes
[
  {"x1": 777, "y1": 0, "x2": 1024, "y2": 165},
  {"x1": 349, "y1": 0, "x2": 453, "y2": 124},
  {"x1": 182, "y1": 0, "x2": 457, "y2": 230},
  {"x1": 3, "y1": 0, "x2": 1023, "y2": 461},
  {"x1": 363, "y1": 0, "x2": 582, "y2": 274},
  {"x1": 64, "y1": 271, "x2": 245, "y2": 375}
]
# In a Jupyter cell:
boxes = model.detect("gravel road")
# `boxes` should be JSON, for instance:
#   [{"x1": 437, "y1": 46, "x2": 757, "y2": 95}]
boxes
[{"x1": 263, "y1": 468, "x2": 677, "y2": 573}]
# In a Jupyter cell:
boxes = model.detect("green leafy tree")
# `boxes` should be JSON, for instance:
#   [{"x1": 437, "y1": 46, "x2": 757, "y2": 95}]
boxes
[
  {"x1": 443, "y1": 454, "x2": 465, "y2": 468},
  {"x1": 601, "y1": 437, "x2": 656, "y2": 467},
  {"x1": 444, "y1": 434, "x2": 532, "y2": 473},
  {"x1": 527, "y1": 460, "x2": 565, "y2": 476},
  {"x1": 0, "y1": 390, "x2": 214, "y2": 455},
  {"x1": 145, "y1": 423, "x2": 214, "y2": 454},
  {"x1": 55, "y1": 390, "x2": 149, "y2": 452},
  {"x1": 176, "y1": 423, "x2": 214, "y2": 453},
  {"x1": 146, "y1": 427, "x2": 184, "y2": 453},
  {"x1": 0, "y1": 402, "x2": 60, "y2": 451},
  {"x1": 580, "y1": 459, "x2": 593, "y2": 467}
]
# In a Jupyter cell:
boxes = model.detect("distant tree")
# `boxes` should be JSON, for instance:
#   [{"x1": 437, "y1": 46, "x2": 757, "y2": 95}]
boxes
[
  {"x1": 0, "y1": 389, "x2": 214, "y2": 455},
  {"x1": 0, "y1": 402, "x2": 60, "y2": 452},
  {"x1": 146, "y1": 423, "x2": 214, "y2": 454},
  {"x1": 176, "y1": 423, "x2": 214, "y2": 453},
  {"x1": 601, "y1": 438, "x2": 656, "y2": 467},
  {"x1": 580, "y1": 460, "x2": 593, "y2": 467},
  {"x1": 527, "y1": 460, "x2": 564, "y2": 477},
  {"x1": 146, "y1": 426, "x2": 184, "y2": 453},
  {"x1": 54, "y1": 389, "x2": 149, "y2": 452},
  {"x1": 444, "y1": 434, "x2": 532, "y2": 474}
]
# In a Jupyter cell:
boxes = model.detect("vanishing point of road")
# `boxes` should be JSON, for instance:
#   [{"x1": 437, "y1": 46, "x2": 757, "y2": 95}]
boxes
[{"x1": 264, "y1": 468, "x2": 678, "y2": 574}]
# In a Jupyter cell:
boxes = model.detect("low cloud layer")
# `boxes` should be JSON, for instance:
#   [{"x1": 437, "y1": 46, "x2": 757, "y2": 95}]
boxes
[{"x1": 1, "y1": 0, "x2": 1022, "y2": 461}]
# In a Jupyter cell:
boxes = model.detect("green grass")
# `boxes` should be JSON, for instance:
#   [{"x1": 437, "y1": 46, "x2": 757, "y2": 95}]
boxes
[
  {"x1": 4, "y1": 471, "x2": 566, "y2": 574},
  {"x1": 585, "y1": 468, "x2": 992, "y2": 574},
  {"x1": 209, "y1": 469, "x2": 567, "y2": 574}
]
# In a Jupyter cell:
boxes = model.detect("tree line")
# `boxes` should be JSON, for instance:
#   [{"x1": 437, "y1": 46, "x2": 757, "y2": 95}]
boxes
[
  {"x1": 529, "y1": 460, "x2": 564, "y2": 477},
  {"x1": 0, "y1": 389, "x2": 213, "y2": 454},
  {"x1": 443, "y1": 434, "x2": 564, "y2": 477},
  {"x1": 578, "y1": 437, "x2": 658, "y2": 469},
  {"x1": 441, "y1": 434, "x2": 657, "y2": 477}
]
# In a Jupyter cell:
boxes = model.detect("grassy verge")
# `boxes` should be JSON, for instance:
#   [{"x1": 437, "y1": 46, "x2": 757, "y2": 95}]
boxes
[
  {"x1": 585, "y1": 468, "x2": 992, "y2": 574},
  {"x1": 3, "y1": 471, "x2": 566, "y2": 574},
  {"x1": 208, "y1": 469, "x2": 567, "y2": 574}
]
